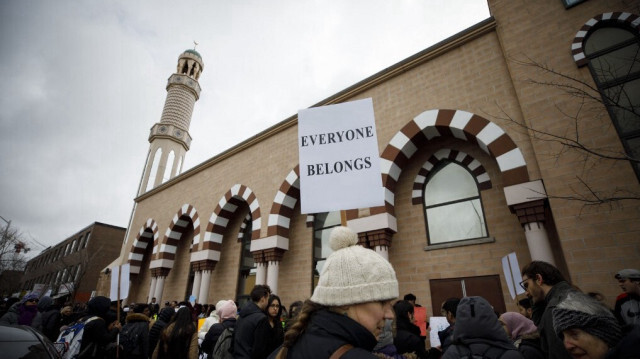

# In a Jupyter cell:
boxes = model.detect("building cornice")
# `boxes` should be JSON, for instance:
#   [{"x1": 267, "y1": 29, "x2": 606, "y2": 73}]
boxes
[{"x1": 135, "y1": 17, "x2": 497, "y2": 202}]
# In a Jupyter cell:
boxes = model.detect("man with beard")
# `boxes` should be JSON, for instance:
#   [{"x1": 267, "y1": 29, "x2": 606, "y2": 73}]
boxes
[{"x1": 520, "y1": 261, "x2": 577, "y2": 359}]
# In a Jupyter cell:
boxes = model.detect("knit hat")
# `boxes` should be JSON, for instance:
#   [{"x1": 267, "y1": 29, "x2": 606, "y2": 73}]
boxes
[
  {"x1": 217, "y1": 300, "x2": 237, "y2": 320},
  {"x1": 499, "y1": 312, "x2": 537, "y2": 340},
  {"x1": 552, "y1": 292, "x2": 622, "y2": 348},
  {"x1": 615, "y1": 269, "x2": 640, "y2": 281},
  {"x1": 310, "y1": 226, "x2": 399, "y2": 306}
]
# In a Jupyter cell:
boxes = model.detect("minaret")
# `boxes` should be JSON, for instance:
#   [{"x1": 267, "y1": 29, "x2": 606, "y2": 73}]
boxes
[{"x1": 139, "y1": 48, "x2": 204, "y2": 195}]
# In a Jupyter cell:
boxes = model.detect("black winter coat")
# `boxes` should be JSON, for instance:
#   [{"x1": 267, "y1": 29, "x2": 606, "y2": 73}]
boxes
[
  {"x1": 532, "y1": 281, "x2": 576, "y2": 359},
  {"x1": 201, "y1": 318, "x2": 236, "y2": 356},
  {"x1": 79, "y1": 315, "x2": 119, "y2": 358},
  {"x1": 395, "y1": 319, "x2": 438, "y2": 359},
  {"x1": 121, "y1": 313, "x2": 150, "y2": 359},
  {"x1": 234, "y1": 301, "x2": 271, "y2": 359},
  {"x1": 267, "y1": 309, "x2": 380, "y2": 359},
  {"x1": 148, "y1": 308, "x2": 174, "y2": 358},
  {"x1": 517, "y1": 336, "x2": 544, "y2": 359},
  {"x1": 442, "y1": 297, "x2": 523, "y2": 359}
]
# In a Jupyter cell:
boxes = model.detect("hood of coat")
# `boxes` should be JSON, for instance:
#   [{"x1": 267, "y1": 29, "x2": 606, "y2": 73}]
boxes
[
  {"x1": 452, "y1": 296, "x2": 515, "y2": 350},
  {"x1": 239, "y1": 301, "x2": 264, "y2": 319},
  {"x1": 87, "y1": 296, "x2": 111, "y2": 318},
  {"x1": 157, "y1": 307, "x2": 175, "y2": 323},
  {"x1": 126, "y1": 312, "x2": 150, "y2": 324},
  {"x1": 37, "y1": 296, "x2": 53, "y2": 311}
]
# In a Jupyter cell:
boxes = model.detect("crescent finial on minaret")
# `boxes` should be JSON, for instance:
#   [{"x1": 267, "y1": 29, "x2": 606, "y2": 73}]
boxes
[{"x1": 193, "y1": 41, "x2": 199, "y2": 50}]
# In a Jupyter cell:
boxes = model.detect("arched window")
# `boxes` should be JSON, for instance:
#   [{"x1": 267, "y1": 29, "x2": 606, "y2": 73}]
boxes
[
  {"x1": 163, "y1": 151, "x2": 175, "y2": 183},
  {"x1": 312, "y1": 211, "x2": 341, "y2": 291},
  {"x1": 423, "y1": 162, "x2": 488, "y2": 244},
  {"x1": 145, "y1": 148, "x2": 162, "y2": 192},
  {"x1": 584, "y1": 24, "x2": 640, "y2": 179}
]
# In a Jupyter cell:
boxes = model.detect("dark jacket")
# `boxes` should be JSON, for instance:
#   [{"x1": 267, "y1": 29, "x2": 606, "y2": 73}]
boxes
[
  {"x1": 438, "y1": 324, "x2": 454, "y2": 353},
  {"x1": 606, "y1": 324, "x2": 640, "y2": 359},
  {"x1": 534, "y1": 281, "x2": 576, "y2": 359},
  {"x1": 234, "y1": 301, "x2": 272, "y2": 359},
  {"x1": 148, "y1": 307, "x2": 174, "y2": 358},
  {"x1": 201, "y1": 318, "x2": 237, "y2": 356},
  {"x1": 79, "y1": 296, "x2": 119, "y2": 358},
  {"x1": 122, "y1": 312, "x2": 150, "y2": 359},
  {"x1": 33, "y1": 296, "x2": 61, "y2": 341},
  {"x1": 267, "y1": 309, "x2": 380, "y2": 359},
  {"x1": 0, "y1": 301, "x2": 41, "y2": 326},
  {"x1": 395, "y1": 318, "x2": 437, "y2": 359},
  {"x1": 443, "y1": 297, "x2": 523, "y2": 359},
  {"x1": 266, "y1": 319, "x2": 285, "y2": 356},
  {"x1": 517, "y1": 336, "x2": 545, "y2": 359}
]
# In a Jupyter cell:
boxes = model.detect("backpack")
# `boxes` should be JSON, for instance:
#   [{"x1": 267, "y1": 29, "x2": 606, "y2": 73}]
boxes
[
  {"x1": 54, "y1": 316, "x2": 100, "y2": 359},
  {"x1": 118, "y1": 323, "x2": 141, "y2": 357},
  {"x1": 211, "y1": 326, "x2": 235, "y2": 359}
]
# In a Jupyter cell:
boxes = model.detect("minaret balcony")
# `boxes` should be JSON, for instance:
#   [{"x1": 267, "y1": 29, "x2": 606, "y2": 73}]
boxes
[
  {"x1": 149, "y1": 123, "x2": 192, "y2": 150},
  {"x1": 166, "y1": 73, "x2": 201, "y2": 99}
]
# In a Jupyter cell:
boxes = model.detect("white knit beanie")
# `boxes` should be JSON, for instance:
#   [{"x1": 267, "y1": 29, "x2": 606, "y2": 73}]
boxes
[{"x1": 310, "y1": 226, "x2": 399, "y2": 306}]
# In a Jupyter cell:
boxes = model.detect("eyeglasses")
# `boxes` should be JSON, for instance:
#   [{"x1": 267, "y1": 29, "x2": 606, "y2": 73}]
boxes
[
  {"x1": 519, "y1": 278, "x2": 531, "y2": 291},
  {"x1": 269, "y1": 304, "x2": 280, "y2": 309}
]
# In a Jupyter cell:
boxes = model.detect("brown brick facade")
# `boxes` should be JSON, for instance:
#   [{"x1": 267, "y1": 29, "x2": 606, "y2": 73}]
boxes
[{"x1": 111, "y1": 0, "x2": 639, "y2": 317}]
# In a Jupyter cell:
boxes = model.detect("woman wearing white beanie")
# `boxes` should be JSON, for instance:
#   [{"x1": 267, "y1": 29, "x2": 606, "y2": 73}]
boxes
[
  {"x1": 198, "y1": 299, "x2": 225, "y2": 341},
  {"x1": 269, "y1": 226, "x2": 399, "y2": 359}
]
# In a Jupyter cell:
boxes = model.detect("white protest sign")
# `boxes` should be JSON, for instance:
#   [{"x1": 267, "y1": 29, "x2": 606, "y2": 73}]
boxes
[
  {"x1": 109, "y1": 266, "x2": 119, "y2": 301},
  {"x1": 298, "y1": 98, "x2": 384, "y2": 214},
  {"x1": 502, "y1": 252, "x2": 525, "y2": 299},
  {"x1": 120, "y1": 263, "x2": 130, "y2": 300},
  {"x1": 429, "y1": 316, "x2": 450, "y2": 347}
]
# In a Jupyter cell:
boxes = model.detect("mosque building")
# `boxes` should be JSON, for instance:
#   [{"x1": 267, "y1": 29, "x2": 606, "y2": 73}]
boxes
[{"x1": 98, "y1": 0, "x2": 640, "y2": 317}]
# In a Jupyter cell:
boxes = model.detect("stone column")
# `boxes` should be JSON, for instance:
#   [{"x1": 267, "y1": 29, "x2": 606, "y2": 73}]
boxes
[
  {"x1": 154, "y1": 276, "x2": 166, "y2": 304},
  {"x1": 504, "y1": 180, "x2": 555, "y2": 265},
  {"x1": 191, "y1": 270, "x2": 202, "y2": 302},
  {"x1": 199, "y1": 270, "x2": 212, "y2": 304},
  {"x1": 266, "y1": 261, "x2": 279, "y2": 294},
  {"x1": 148, "y1": 276, "x2": 158, "y2": 303},
  {"x1": 524, "y1": 221, "x2": 555, "y2": 266},
  {"x1": 256, "y1": 262, "x2": 267, "y2": 285},
  {"x1": 264, "y1": 248, "x2": 286, "y2": 293},
  {"x1": 374, "y1": 246, "x2": 389, "y2": 261}
]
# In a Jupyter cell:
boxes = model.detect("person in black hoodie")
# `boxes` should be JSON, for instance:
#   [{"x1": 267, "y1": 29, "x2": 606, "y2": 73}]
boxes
[
  {"x1": 268, "y1": 226, "x2": 399, "y2": 359},
  {"x1": 32, "y1": 296, "x2": 61, "y2": 341},
  {"x1": 148, "y1": 307, "x2": 174, "y2": 358},
  {"x1": 442, "y1": 296, "x2": 523, "y2": 359},
  {"x1": 121, "y1": 303, "x2": 151, "y2": 359},
  {"x1": 78, "y1": 296, "x2": 122, "y2": 358},
  {"x1": 393, "y1": 300, "x2": 440, "y2": 359},
  {"x1": 201, "y1": 299, "x2": 237, "y2": 356}
]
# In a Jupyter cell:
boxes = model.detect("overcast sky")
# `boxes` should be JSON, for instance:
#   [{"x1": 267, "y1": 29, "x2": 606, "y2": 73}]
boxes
[{"x1": 0, "y1": 0, "x2": 490, "y2": 256}]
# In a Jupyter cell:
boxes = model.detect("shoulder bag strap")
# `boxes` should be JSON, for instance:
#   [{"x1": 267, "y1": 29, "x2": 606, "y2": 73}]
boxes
[{"x1": 329, "y1": 344, "x2": 354, "y2": 359}]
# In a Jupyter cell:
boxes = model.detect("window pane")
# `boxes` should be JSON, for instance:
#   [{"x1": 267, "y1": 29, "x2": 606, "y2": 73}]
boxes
[
  {"x1": 604, "y1": 78, "x2": 640, "y2": 135},
  {"x1": 313, "y1": 227, "x2": 334, "y2": 259},
  {"x1": 585, "y1": 27, "x2": 634, "y2": 55},
  {"x1": 590, "y1": 44, "x2": 640, "y2": 83},
  {"x1": 313, "y1": 211, "x2": 341, "y2": 229},
  {"x1": 626, "y1": 136, "x2": 640, "y2": 173},
  {"x1": 427, "y1": 199, "x2": 487, "y2": 243},
  {"x1": 425, "y1": 163, "x2": 479, "y2": 206}
]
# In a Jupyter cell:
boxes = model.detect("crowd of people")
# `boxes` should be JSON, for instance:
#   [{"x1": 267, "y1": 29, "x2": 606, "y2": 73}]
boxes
[{"x1": 1, "y1": 227, "x2": 638, "y2": 359}]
